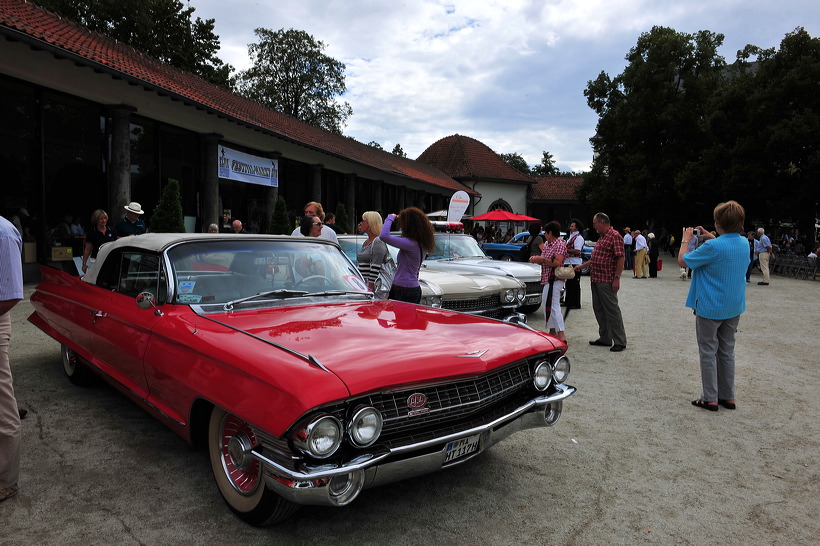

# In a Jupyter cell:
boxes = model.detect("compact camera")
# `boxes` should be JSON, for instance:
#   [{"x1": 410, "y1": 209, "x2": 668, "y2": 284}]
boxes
[{"x1": 693, "y1": 228, "x2": 701, "y2": 236}]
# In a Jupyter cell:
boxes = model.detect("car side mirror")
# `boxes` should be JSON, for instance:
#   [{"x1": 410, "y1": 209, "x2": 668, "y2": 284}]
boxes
[{"x1": 136, "y1": 291, "x2": 163, "y2": 316}]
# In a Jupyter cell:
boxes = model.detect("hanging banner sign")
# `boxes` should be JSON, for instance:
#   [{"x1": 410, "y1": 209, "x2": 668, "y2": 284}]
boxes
[
  {"x1": 447, "y1": 190, "x2": 470, "y2": 223},
  {"x1": 218, "y1": 146, "x2": 279, "y2": 187}
]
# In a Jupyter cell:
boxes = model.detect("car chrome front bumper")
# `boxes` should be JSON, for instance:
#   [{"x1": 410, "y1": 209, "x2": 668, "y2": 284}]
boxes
[{"x1": 252, "y1": 384, "x2": 575, "y2": 507}]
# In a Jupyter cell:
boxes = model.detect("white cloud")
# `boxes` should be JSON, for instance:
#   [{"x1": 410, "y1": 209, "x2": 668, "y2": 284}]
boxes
[{"x1": 192, "y1": 0, "x2": 819, "y2": 171}]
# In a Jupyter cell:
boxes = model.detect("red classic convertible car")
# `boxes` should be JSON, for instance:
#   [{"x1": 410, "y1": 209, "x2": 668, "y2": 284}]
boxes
[{"x1": 28, "y1": 234, "x2": 574, "y2": 525}]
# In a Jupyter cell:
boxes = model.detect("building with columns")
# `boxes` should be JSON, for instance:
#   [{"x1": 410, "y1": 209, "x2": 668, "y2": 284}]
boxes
[{"x1": 0, "y1": 0, "x2": 477, "y2": 281}]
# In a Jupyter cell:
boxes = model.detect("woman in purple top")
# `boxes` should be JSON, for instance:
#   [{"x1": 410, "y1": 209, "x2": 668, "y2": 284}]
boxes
[{"x1": 380, "y1": 207, "x2": 435, "y2": 304}]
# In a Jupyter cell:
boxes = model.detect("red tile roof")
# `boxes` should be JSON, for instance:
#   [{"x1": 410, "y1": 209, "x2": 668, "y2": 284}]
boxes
[
  {"x1": 417, "y1": 134, "x2": 534, "y2": 184},
  {"x1": 0, "y1": 0, "x2": 474, "y2": 195},
  {"x1": 530, "y1": 176, "x2": 583, "y2": 201}
]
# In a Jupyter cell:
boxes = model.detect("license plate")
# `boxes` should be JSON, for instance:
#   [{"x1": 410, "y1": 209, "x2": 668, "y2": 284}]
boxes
[
  {"x1": 526, "y1": 295, "x2": 540, "y2": 304},
  {"x1": 445, "y1": 434, "x2": 480, "y2": 463}
]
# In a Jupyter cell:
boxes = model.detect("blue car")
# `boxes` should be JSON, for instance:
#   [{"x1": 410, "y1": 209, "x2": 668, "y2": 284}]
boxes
[{"x1": 482, "y1": 232, "x2": 594, "y2": 274}]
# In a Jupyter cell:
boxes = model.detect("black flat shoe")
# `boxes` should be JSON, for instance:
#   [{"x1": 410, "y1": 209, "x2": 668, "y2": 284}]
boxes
[
  {"x1": 18, "y1": 408, "x2": 27, "y2": 419},
  {"x1": 589, "y1": 339, "x2": 610, "y2": 347},
  {"x1": 692, "y1": 399, "x2": 718, "y2": 411},
  {"x1": 610, "y1": 345, "x2": 626, "y2": 352},
  {"x1": 718, "y1": 399, "x2": 736, "y2": 410}
]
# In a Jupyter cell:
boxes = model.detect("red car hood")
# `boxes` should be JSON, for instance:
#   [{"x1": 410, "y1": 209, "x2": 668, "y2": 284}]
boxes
[{"x1": 211, "y1": 299, "x2": 562, "y2": 397}]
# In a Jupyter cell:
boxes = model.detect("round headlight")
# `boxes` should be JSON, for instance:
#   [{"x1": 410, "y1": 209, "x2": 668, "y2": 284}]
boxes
[
  {"x1": 347, "y1": 406, "x2": 383, "y2": 447},
  {"x1": 292, "y1": 415, "x2": 342, "y2": 459},
  {"x1": 421, "y1": 295, "x2": 442, "y2": 308},
  {"x1": 517, "y1": 288, "x2": 525, "y2": 303},
  {"x1": 504, "y1": 289, "x2": 515, "y2": 303},
  {"x1": 533, "y1": 360, "x2": 552, "y2": 391},
  {"x1": 552, "y1": 355, "x2": 571, "y2": 384}
]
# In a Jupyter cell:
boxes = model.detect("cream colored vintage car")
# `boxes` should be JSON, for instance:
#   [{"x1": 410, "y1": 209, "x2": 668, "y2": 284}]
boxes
[{"x1": 338, "y1": 235, "x2": 527, "y2": 320}]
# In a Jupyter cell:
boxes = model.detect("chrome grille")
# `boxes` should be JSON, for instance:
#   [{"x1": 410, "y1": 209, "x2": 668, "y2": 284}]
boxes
[
  {"x1": 441, "y1": 295, "x2": 501, "y2": 313},
  {"x1": 525, "y1": 281, "x2": 542, "y2": 296},
  {"x1": 361, "y1": 360, "x2": 534, "y2": 446}
]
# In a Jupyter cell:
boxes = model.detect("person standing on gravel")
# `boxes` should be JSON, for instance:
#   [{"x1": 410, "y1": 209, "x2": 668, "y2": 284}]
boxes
[
  {"x1": 678, "y1": 200, "x2": 748, "y2": 412},
  {"x1": 0, "y1": 215, "x2": 23, "y2": 502},
  {"x1": 575, "y1": 212, "x2": 627, "y2": 352}
]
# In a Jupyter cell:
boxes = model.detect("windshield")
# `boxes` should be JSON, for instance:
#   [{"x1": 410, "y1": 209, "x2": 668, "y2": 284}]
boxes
[
  {"x1": 428, "y1": 235, "x2": 487, "y2": 260},
  {"x1": 167, "y1": 240, "x2": 367, "y2": 305}
]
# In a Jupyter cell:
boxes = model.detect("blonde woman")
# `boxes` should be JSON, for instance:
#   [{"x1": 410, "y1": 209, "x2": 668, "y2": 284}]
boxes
[
  {"x1": 82, "y1": 209, "x2": 116, "y2": 273},
  {"x1": 356, "y1": 211, "x2": 389, "y2": 292}
]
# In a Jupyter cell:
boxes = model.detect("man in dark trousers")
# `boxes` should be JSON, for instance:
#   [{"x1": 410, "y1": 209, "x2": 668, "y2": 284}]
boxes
[{"x1": 574, "y1": 212, "x2": 627, "y2": 352}]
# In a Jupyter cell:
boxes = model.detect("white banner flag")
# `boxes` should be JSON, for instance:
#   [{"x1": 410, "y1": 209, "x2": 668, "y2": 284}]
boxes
[
  {"x1": 218, "y1": 146, "x2": 279, "y2": 187},
  {"x1": 447, "y1": 191, "x2": 470, "y2": 223}
]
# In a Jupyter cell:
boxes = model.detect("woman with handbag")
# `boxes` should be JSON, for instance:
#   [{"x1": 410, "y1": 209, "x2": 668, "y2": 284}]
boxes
[
  {"x1": 356, "y1": 211, "x2": 392, "y2": 296},
  {"x1": 529, "y1": 221, "x2": 568, "y2": 344}
]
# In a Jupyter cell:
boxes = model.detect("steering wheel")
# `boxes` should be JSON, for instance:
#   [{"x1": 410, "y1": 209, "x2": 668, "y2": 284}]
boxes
[{"x1": 293, "y1": 275, "x2": 332, "y2": 289}]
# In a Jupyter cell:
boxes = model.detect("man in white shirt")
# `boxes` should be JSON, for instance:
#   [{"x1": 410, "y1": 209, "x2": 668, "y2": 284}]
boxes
[
  {"x1": 623, "y1": 228, "x2": 633, "y2": 271},
  {"x1": 563, "y1": 219, "x2": 585, "y2": 309},
  {"x1": 634, "y1": 229, "x2": 648, "y2": 278},
  {"x1": 291, "y1": 202, "x2": 338, "y2": 243}
]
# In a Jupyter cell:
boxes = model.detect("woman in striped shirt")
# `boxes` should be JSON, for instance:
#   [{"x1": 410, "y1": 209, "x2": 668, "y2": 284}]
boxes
[{"x1": 357, "y1": 211, "x2": 389, "y2": 292}]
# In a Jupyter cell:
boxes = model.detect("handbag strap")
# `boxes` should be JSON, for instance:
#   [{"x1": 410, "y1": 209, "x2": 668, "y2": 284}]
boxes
[{"x1": 545, "y1": 276, "x2": 556, "y2": 322}]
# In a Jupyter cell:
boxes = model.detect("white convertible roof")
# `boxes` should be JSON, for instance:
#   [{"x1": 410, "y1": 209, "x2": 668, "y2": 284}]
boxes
[{"x1": 82, "y1": 233, "x2": 335, "y2": 284}]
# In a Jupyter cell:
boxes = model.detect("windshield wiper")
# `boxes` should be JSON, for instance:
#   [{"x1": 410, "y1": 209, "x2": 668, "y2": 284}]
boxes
[
  {"x1": 304, "y1": 290, "x2": 372, "y2": 298},
  {"x1": 223, "y1": 289, "x2": 309, "y2": 310}
]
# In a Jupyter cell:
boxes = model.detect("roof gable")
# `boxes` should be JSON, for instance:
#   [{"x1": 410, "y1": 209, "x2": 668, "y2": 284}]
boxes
[
  {"x1": 417, "y1": 134, "x2": 533, "y2": 184},
  {"x1": 530, "y1": 176, "x2": 583, "y2": 201}
]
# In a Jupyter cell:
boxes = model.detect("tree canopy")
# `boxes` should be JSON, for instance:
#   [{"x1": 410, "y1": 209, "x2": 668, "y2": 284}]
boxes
[
  {"x1": 500, "y1": 150, "x2": 564, "y2": 176},
  {"x1": 582, "y1": 26, "x2": 819, "y2": 235},
  {"x1": 237, "y1": 28, "x2": 353, "y2": 135},
  {"x1": 33, "y1": 0, "x2": 234, "y2": 89}
]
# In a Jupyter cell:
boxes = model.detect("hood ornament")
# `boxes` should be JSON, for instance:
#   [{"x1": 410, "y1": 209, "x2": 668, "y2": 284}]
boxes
[{"x1": 456, "y1": 349, "x2": 489, "y2": 358}]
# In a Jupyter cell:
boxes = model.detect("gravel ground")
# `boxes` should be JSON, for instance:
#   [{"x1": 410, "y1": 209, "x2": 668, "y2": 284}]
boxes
[{"x1": 3, "y1": 264, "x2": 818, "y2": 544}]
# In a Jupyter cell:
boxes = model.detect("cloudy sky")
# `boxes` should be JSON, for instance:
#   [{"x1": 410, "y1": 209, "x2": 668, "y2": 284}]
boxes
[{"x1": 191, "y1": 0, "x2": 817, "y2": 173}]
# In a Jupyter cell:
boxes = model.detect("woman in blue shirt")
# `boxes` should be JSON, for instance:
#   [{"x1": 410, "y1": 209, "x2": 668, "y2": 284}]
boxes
[
  {"x1": 380, "y1": 207, "x2": 435, "y2": 304},
  {"x1": 678, "y1": 200, "x2": 748, "y2": 412}
]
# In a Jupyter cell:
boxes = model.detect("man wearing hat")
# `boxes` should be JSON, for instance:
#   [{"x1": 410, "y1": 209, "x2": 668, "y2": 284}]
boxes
[
  {"x1": 623, "y1": 227, "x2": 633, "y2": 271},
  {"x1": 115, "y1": 202, "x2": 147, "y2": 237}
]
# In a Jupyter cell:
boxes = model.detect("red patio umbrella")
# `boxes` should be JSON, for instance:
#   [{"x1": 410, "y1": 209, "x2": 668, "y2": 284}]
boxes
[{"x1": 470, "y1": 209, "x2": 539, "y2": 222}]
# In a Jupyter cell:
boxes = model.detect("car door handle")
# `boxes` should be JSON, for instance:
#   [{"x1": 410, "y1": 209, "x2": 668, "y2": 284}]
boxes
[{"x1": 90, "y1": 311, "x2": 107, "y2": 318}]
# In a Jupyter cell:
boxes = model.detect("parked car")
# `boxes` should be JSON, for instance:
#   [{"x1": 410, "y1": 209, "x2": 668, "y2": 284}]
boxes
[
  {"x1": 423, "y1": 233, "x2": 544, "y2": 313},
  {"x1": 482, "y1": 232, "x2": 594, "y2": 275},
  {"x1": 338, "y1": 235, "x2": 526, "y2": 319},
  {"x1": 28, "y1": 234, "x2": 575, "y2": 526}
]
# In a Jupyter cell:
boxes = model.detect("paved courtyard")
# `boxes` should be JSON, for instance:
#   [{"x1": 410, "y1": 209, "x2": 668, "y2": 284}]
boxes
[{"x1": 3, "y1": 264, "x2": 818, "y2": 544}]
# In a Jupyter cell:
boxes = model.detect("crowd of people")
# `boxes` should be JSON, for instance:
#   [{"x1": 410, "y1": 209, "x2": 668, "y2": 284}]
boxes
[
  {"x1": 469, "y1": 223, "x2": 515, "y2": 243},
  {"x1": 3, "y1": 197, "x2": 818, "y2": 505}
]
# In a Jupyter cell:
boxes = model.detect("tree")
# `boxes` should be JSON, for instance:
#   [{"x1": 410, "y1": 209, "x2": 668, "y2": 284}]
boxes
[
  {"x1": 582, "y1": 27, "x2": 726, "y2": 227},
  {"x1": 334, "y1": 203, "x2": 352, "y2": 234},
  {"x1": 237, "y1": 28, "x2": 353, "y2": 135},
  {"x1": 531, "y1": 151, "x2": 559, "y2": 176},
  {"x1": 32, "y1": 0, "x2": 234, "y2": 89},
  {"x1": 367, "y1": 141, "x2": 384, "y2": 150},
  {"x1": 268, "y1": 195, "x2": 291, "y2": 235},
  {"x1": 499, "y1": 152, "x2": 530, "y2": 175},
  {"x1": 391, "y1": 144, "x2": 407, "y2": 158},
  {"x1": 681, "y1": 28, "x2": 820, "y2": 233},
  {"x1": 149, "y1": 179, "x2": 185, "y2": 233}
]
